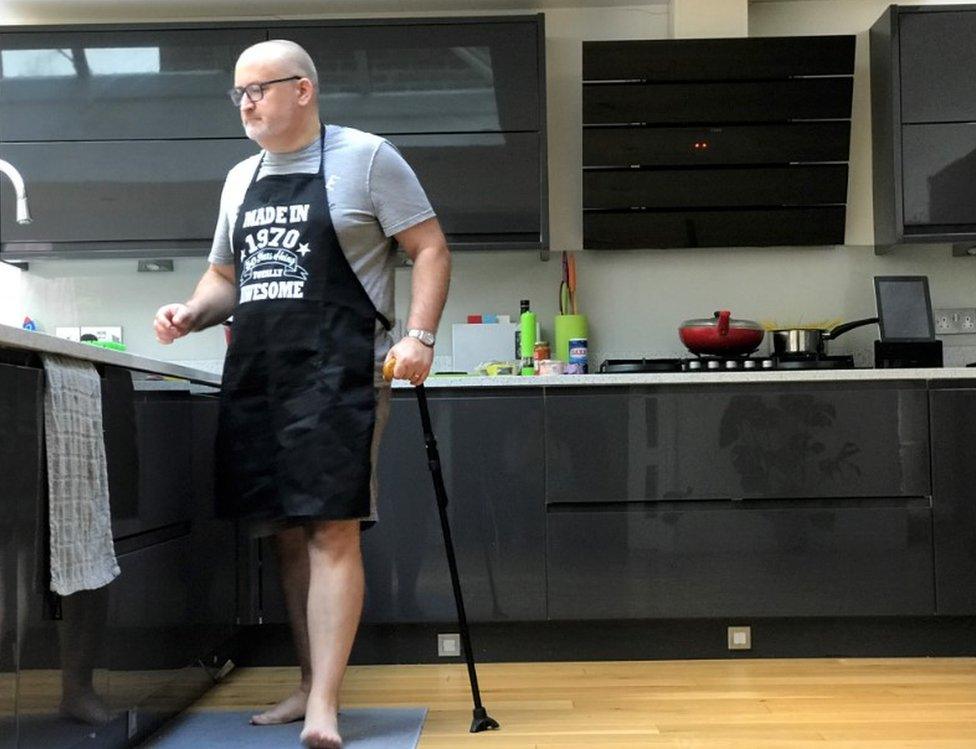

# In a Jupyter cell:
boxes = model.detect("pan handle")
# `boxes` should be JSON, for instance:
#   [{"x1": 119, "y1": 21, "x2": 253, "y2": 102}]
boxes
[{"x1": 825, "y1": 317, "x2": 879, "y2": 341}]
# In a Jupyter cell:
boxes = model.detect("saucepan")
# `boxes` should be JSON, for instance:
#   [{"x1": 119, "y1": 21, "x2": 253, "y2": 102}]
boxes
[
  {"x1": 679, "y1": 310, "x2": 764, "y2": 357},
  {"x1": 771, "y1": 317, "x2": 879, "y2": 357}
]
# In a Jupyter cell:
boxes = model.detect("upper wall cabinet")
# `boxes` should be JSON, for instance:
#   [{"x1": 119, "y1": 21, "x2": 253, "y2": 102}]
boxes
[
  {"x1": 0, "y1": 28, "x2": 263, "y2": 141},
  {"x1": 0, "y1": 16, "x2": 548, "y2": 259},
  {"x1": 871, "y1": 5, "x2": 976, "y2": 254},
  {"x1": 279, "y1": 20, "x2": 540, "y2": 134},
  {"x1": 582, "y1": 35, "x2": 855, "y2": 250}
]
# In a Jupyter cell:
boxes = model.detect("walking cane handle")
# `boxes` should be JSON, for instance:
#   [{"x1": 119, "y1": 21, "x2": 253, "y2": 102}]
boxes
[{"x1": 383, "y1": 356, "x2": 397, "y2": 383}]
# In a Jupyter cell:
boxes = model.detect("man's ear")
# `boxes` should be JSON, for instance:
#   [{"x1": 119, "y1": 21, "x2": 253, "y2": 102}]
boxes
[{"x1": 298, "y1": 79, "x2": 317, "y2": 106}]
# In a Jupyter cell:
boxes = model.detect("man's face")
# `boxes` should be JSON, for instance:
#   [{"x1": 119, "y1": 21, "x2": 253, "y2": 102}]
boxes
[{"x1": 234, "y1": 59, "x2": 302, "y2": 145}]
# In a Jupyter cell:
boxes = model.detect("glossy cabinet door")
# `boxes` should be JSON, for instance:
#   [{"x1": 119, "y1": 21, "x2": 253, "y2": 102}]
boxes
[
  {"x1": 0, "y1": 28, "x2": 264, "y2": 141},
  {"x1": 0, "y1": 139, "x2": 257, "y2": 247},
  {"x1": 259, "y1": 390, "x2": 548, "y2": 624},
  {"x1": 899, "y1": 10, "x2": 976, "y2": 124},
  {"x1": 389, "y1": 132, "x2": 541, "y2": 244},
  {"x1": 930, "y1": 387, "x2": 976, "y2": 615},
  {"x1": 0, "y1": 363, "x2": 44, "y2": 749},
  {"x1": 545, "y1": 384, "x2": 930, "y2": 503},
  {"x1": 282, "y1": 20, "x2": 540, "y2": 134},
  {"x1": 901, "y1": 123, "x2": 976, "y2": 229},
  {"x1": 547, "y1": 500, "x2": 935, "y2": 618}
]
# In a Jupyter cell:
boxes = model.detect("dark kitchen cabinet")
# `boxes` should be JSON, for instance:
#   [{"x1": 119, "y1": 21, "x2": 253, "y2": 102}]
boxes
[
  {"x1": 930, "y1": 386, "x2": 976, "y2": 615},
  {"x1": 547, "y1": 500, "x2": 935, "y2": 619},
  {"x1": 0, "y1": 28, "x2": 263, "y2": 141},
  {"x1": 281, "y1": 20, "x2": 541, "y2": 134},
  {"x1": 0, "y1": 16, "x2": 548, "y2": 259},
  {"x1": 545, "y1": 384, "x2": 930, "y2": 503},
  {"x1": 259, "y1": 390, "x2": 547, "y2": 624},
  {"x1": 0, "y1": 139, "x2": 256, "y2": 255},
  {"x1": 871, "y1": 5, "x2": 976, "y2": 251}
]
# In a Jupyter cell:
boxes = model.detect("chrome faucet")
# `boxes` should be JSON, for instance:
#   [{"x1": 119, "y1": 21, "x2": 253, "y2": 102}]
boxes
[{"x1": 0, "y1": 159, "x2": 32, "y2": 224}]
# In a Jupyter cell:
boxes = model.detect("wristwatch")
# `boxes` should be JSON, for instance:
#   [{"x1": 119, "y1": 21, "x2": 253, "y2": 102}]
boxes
[{"x1": 407, "y1": 328, "x2": 436, "y2": 347}]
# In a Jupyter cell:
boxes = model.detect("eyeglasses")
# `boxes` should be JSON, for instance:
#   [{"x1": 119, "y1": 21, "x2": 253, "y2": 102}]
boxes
[{"x1": 228, "y1": 75, "x2": 301, "y2": 107}]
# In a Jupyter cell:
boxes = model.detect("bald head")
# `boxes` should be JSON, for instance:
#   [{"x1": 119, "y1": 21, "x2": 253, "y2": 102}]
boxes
[{"x1": 236, "y1": 39, "x2": 318, "y2": 89}]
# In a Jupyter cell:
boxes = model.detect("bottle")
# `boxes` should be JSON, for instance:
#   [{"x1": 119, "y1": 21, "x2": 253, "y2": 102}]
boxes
[
  {"x1": 514, "y1": 299, "x2": 529, "y2": 359},
  {"x1": 519, "y1": 299, "x2": 536, "y2": 376}
]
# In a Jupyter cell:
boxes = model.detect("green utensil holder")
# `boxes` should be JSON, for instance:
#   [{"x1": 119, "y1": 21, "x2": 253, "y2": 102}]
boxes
[{"x1": 554, "y1": 314, "x2": 588, "y2": 362}]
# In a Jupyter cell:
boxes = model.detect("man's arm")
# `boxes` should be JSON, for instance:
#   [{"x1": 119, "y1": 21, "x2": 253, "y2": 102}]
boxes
[
  {"x1": 386, "y1": 217, "x2": 450, "y2": 384},
  {"x1": 154, "y1": 263, "x2": 237, "y2": 344}
]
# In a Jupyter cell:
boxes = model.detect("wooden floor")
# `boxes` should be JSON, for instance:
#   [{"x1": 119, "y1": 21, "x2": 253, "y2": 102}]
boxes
[{"x1": 193, "y1": 658, "x2": 976, "y2": 747}]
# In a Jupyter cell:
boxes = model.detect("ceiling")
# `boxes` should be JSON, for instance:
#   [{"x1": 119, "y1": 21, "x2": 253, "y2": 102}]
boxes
[{"x1": 0, "y1": 0, "x2": 669, "y2": 24}]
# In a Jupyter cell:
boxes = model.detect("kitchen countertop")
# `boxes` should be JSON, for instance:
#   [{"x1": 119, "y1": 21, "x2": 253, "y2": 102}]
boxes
[
  {"x1": 7, "y1": 324, "x2": 974, "y2": 391},
  {"x1": 393, "y1": 367, "x2": 976, "y2": 389},
  {"x1": 0, "y1": 323, "x2": 220, "y2": 386}
]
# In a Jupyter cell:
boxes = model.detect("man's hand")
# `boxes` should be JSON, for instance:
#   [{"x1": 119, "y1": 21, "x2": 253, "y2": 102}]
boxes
[
  {"x1": 385, "y1": 336, "x2": 434, "y2": 385},
  {"x1": 154, "y1": 303, "x2": 197, "y2": 344}
]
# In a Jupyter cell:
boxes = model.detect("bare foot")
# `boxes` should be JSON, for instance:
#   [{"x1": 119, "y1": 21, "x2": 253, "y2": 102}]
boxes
[
  {"x1": 59, "y1": 689, "x2": 113, "y2": 725},
  {"x1": 300, "y1": 699, "x2": 341, "y2": 748},
  {"x1": 250, "y1": 687, "x2": 309, "y2": 725}
]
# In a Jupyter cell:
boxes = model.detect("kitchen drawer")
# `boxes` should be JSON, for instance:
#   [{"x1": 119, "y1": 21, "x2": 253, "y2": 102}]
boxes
[
  {"x1": 545, "y1": 385, "x2": 930, "y2": 503},
  {"x1": 547, "y1": 500, "x2": 935, "y2": 619}
]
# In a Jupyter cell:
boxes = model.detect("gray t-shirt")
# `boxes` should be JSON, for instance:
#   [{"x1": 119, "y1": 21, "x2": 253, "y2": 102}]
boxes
[{"x1": 209, "y1": 124, "x2": 436, "y2": 368}]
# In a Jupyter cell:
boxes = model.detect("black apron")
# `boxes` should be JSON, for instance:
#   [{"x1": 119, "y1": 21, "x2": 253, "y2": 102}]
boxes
[{"x1": 215, "y1": 126, "x2": 391, "y2": 522}]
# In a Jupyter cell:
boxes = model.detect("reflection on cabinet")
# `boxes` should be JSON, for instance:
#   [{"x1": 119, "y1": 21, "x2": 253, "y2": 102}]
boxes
[
  {"x1": 545, "y1": 385, "x2": 930, "y2": 503},
  {"x1": 0, "y1": 362, "x2": 44, "y2": 749},
  {"x1": 0, "y1": 28, "x2": 262, "y2": 141},
  {"x1": 547, "y1": 501, "x2": 935, "y2": 619},
  {"x1": 0, "y1": 139, "x2": 256, "y2": 257},
  {"x1": 259, "y1": 391, "x2": 547, "y2": 624},
  {"x1": 283, "y1": 21, "x2": 540, "y2": 134},
  {"x1": 391, "y1": 132, "x2": 541, "y2": 243},
  {"x1": 0, "y1": 355, "x2": 235, "y2": 749},
  {"x1": 0, "y1": 15, "x2": 548, "y2": 258}
]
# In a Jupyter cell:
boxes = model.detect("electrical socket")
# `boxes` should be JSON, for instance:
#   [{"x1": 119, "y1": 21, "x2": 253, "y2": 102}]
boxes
[
  {"x1": 727, "y1": 625, "x2": 752, "y2": 650},
  {"x1": 934, "y1": 308, "x2": 976, "y2": 335},
  {"x1": 437, "y1": 633, "x2": 460, "y2": 657}
]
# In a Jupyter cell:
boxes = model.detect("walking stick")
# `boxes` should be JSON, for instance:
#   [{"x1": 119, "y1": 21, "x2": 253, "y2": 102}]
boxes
[{"x1": 383, "y1": 358, "x2": 500, "y2": 734}]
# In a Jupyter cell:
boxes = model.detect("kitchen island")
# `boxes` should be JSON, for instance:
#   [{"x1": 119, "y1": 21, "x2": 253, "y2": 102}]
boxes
[{"x1": 0, "y1": 324, "x2": 231, "y2": 749}]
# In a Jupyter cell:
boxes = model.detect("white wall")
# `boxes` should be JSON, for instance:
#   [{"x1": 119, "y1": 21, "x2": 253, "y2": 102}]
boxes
[{"x1": 3, "y1": 0, "x2": 976, "y2": 370}]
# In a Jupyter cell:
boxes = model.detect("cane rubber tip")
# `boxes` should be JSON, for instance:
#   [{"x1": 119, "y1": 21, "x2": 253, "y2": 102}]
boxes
[{"x1": 383, "y1": 357, "x2": 396, "y2": 382}]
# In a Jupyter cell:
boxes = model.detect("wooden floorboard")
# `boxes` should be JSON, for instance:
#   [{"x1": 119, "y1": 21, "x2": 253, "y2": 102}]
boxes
[{"x1": 193, "y1": 658, "x2": 976, "y2": 747}]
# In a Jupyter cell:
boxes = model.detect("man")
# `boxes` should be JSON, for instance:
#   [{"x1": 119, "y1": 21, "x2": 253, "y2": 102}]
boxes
[{"x1": 154, "y1": 39, "x2": 450, "y2": 749}]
